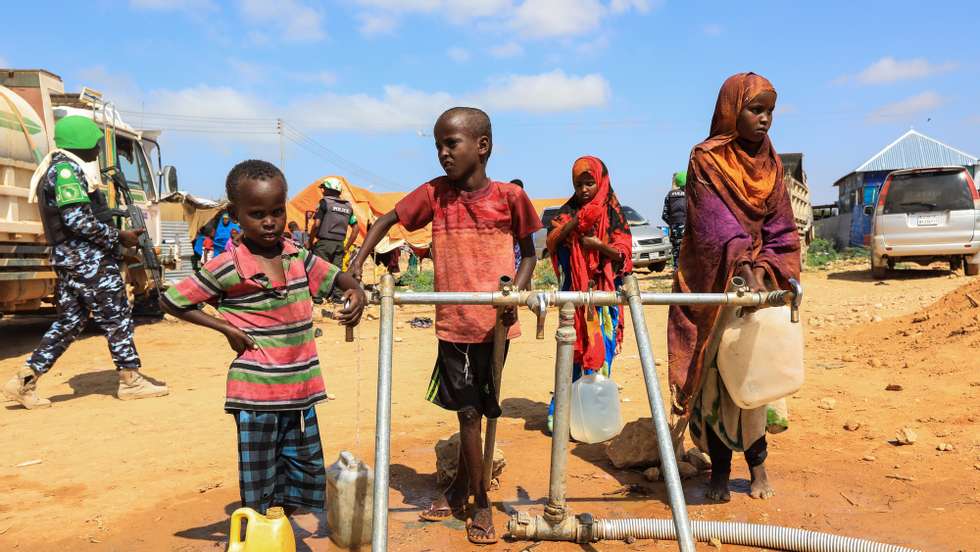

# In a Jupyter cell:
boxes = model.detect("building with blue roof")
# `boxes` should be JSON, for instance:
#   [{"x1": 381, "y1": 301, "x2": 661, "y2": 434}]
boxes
[{"x1": 831, "y1": 130, "x2": 979, "y2": 247}]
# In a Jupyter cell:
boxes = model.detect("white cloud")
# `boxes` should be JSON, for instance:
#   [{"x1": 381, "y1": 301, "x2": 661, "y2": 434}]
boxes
[
  {"x1": 478, "y1": 70, "x2": 610, "y2": 112},
  {"x1": 289, "y1": 86, "x2": 455, "y2": 132},
  {"x1": 844, "y1": 57, "x2": 958, "y2": 85},
  {"x1": 0, "y1": 55, "x2": 8, "y2": 68},
  {"x1": 130, "y1": 0, "x2": 217, "y2": 11},
  {"x1": 358, "y1": 12, "x2": 399, "y2": 36},
  {"x1": 447, "y1": 47, "x2": 471, "y2": 63},
  {"x1": 702, "y1": 23, "x2": 723, "y2": 36},
  {"x1": 512, "y1": 0, "x2": 604, "y2": 38},
  {"x1": 489, "y1": 42, "x2": 524, "y2": 58},
  {"x1": 74, "y1": 66, "x2": 144, "y2": 111},
  {"x1": 867, "y1": 91, "x2": 945, "y2": 123},
  {"x1": 354, "y1": 0, "x2": 653, "y2": 39},
  {"x1": 609, "y1": 0, "x2": 656, "y2": 13},
  {"x1": 239, "y1": 0, "x2": 325, "y2": 42},
  {"x1": 84, "y1": 68, "x2": 610, "y2": 140}
]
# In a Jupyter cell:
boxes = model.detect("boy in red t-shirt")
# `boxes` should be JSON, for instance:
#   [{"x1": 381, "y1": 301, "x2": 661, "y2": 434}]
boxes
[{"x1": 351, "y1": 107, "x2": 541, "y2": 545}]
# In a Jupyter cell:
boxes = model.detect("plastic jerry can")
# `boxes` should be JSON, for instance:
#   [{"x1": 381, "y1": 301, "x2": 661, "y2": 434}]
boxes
[
  {"x1": 227, "y1": 506, "x2": 296, "y2": 552},
  {"x1": 717, "y1": 305, "x2": 804, "y2": 410},
  {"x1": 326, "y1": 451, "x2": 374, "y2": 548},
  {"x1": 569, "y1": 373, "x2": 624, "y2": 444}
]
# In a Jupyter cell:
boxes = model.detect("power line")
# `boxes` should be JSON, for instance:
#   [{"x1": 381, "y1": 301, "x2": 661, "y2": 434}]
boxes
[{"x1": 114, "y1": 109, "x2": 403, "y2": 190}]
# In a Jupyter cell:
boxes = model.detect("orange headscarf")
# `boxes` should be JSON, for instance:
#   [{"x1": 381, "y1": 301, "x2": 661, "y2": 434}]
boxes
[{"x1": 694, "y1": 72, "x2": 779, "y2": 214}]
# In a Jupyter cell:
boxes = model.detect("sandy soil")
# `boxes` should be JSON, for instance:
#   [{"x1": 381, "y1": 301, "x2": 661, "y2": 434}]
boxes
[{"x1": 1, "y1": 262, "x2": 978, "y2": 552}]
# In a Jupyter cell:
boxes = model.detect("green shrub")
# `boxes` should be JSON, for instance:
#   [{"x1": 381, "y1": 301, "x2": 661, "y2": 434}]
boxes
[
  {"x1": 806, "y1": 238, "x2": 839, "y2": 269},
  {"x1": 806, "y1": 238, "x2": 869, "y2": 270},
  {"x1": 396, "y1": 269, "x2": 434, "y2": 292},
  {"x1": 533, "y1": 261, "x2": 558, "y2": 289}
]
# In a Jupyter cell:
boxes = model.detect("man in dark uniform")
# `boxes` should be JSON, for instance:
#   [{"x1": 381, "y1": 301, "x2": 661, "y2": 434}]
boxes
[
  {"x1": 310, "y1": 176, "x2": 357, "y2": 266},
  {"x1": 3, "y1": 116, "x2": 168, "y2": 409},
  {"x1": 661, "y1": 171, "x2": 687, "y2": 269}
]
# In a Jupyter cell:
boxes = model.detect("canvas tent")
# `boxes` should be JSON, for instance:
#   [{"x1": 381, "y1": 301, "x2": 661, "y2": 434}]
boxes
[{"x1": 288, "y1": 175, "x2": 566, "y2": 254}]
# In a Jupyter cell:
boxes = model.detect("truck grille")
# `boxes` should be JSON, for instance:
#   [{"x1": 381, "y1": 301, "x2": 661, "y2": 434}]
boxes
[{"x1": 638, "y1": 238, "x2": 664, "y2": 246}]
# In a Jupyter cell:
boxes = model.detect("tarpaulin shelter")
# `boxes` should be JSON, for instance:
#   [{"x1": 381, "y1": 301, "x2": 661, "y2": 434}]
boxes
[{"x1": 287, "y1": 175, "x2": 566, "y2": 254}]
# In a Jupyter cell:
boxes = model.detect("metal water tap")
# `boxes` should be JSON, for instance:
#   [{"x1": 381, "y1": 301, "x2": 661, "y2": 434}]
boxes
[
  {"x1": 788, "y1": 278, "x2": 803, "y2": 323},
  {"x1": 527, "y1": 291, "x2": 550, "y2": 340}
]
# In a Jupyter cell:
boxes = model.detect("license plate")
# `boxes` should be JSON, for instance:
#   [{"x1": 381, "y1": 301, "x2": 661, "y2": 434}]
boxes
[{"x1": 916, "y1": 215, "x2": 940, "y2": 226}]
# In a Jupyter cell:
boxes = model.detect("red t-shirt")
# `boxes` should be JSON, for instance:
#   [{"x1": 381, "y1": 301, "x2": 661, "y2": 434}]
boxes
[{"x1": 396, "y1": 178, "x2": 543, "y2": 343}]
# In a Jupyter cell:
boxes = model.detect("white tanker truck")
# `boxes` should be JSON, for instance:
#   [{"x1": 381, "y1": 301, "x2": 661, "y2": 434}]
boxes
[{"x1": 0, "y1": 68, "x2": 179, "y2": 316}]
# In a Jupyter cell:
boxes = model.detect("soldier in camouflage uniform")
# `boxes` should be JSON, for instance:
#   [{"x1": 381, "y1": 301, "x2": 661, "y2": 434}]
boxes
[{"x1": 3, "y1": 116, "x2": 168, "y2": 409}]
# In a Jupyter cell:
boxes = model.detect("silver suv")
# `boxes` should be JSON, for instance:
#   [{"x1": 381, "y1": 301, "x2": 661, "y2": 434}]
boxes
[
  {"x1": 866, "y1": 167, "x2": 980, "y2": 278},
  {"x1": 533, "y1": 205, "x2": 672, "y2": 272}
]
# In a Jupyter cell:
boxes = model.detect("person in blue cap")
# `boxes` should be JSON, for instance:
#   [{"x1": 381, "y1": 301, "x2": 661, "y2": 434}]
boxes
[{"x1": 3, "y1": 115, "x2": 169, "y2": 409}]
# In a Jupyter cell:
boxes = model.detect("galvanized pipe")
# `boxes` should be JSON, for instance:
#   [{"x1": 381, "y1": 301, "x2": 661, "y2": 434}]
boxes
[
  {"x1": 388, "y1": 289, "x2": 795, "y2": 308},
  {"x1": 371, "y1": 274, "x2": 395, "y2": 551},
  {"x1": 482, "y1": 276, "x2": 513, "y2": 490},
  {"x1": 546, "y1": 303, "x2": 577, "y2": 522},
  {"x1": 622, "y1": 274, "x2": 696, "y2": 552}
]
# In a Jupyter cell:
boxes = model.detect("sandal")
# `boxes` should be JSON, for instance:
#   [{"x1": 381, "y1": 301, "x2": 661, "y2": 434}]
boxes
[
  {"x1": 466, "y1": 507, "x2": 498, "y2": 545},
  {"x1": 418, "y1": 497, "x2": 466, "y2": 522}
]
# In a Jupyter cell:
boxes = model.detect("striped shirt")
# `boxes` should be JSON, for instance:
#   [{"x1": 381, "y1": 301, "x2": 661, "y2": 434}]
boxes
[{"x1": 163, "y1": 239, "x2": 339, "y2": 411}]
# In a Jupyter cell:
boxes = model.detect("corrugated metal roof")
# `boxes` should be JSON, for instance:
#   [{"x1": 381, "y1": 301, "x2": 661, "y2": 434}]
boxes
[{"x1": 856, "y1": 129, "x2": 978, "y2": 173}]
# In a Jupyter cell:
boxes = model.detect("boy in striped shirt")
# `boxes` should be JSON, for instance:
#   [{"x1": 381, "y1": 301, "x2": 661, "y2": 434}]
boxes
[{"x1": 160, "y1": 160, "x2": 365, "y2": 516}]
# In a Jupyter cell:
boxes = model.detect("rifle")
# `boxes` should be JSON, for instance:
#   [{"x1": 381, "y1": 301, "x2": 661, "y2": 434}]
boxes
[{"x1": 102, "y1": 167, "x2": 164, "y2": 292}]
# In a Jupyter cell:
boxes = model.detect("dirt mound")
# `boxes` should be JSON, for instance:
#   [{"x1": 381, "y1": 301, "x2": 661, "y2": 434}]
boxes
[{"x1": 846, "y1": 278, "x2": 980, "y2": 372}]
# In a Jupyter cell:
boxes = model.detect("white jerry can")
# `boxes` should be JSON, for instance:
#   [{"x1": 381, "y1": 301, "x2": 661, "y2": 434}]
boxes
[{"x1": 325, "y1": 451, "x2": 374, "y2": 548}]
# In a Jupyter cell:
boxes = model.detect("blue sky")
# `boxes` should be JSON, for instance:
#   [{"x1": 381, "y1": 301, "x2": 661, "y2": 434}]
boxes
[{"x1": 2, "y1": 0, "x2": 977, "y2": 217}]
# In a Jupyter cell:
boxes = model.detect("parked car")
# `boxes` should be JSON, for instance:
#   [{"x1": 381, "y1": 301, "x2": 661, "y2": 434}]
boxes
[
  {"x1": 865, "y1": 166, "x2": 980, "y2": 279},
  {"x1": 532, "y1": 205, "x2": 671, "y2": 272}
]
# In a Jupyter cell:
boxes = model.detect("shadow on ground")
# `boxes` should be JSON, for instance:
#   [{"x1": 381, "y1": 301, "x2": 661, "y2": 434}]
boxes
[
  {"x1": 826, "y1": 267, "x2": 952, "y2": 282},
  {"x1": 174, "y1": 501, "x2": 329, "y2": 552},
  {"x1": 499, "y1": 397, "x2": 550, "y2": 435}
]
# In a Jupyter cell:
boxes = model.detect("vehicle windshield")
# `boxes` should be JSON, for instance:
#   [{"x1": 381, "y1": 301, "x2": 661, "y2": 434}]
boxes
[
  {"x1": 115, "y1": 136, "x2": 155, "y2": 201},
  {"x1": 883, "y1": 171, "x2": 974, "y2": 215},
  {"x1": 621, "y1": 205, "x2": 648, "y2": 226}
]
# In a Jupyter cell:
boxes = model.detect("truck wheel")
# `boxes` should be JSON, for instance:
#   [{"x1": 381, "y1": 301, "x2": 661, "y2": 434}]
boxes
[
  {"x1": 950, "y1": 257, "x2": 963, "y2": 272},
  {"x1": 966, "y1": 262, "x2": 980, "y2": 276},
  {"x1": 651, "y1": 262, "x2": 667, "y2": 273}
]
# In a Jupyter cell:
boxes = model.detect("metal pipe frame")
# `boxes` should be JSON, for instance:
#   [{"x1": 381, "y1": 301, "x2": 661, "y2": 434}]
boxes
[
  {"x1": 622, "y1": 274, "x2": 696, "y2": 552},
  {"x1": 482, "y1": 276, "x2": 514, "y2": 491},
  {"x1": 388, "y1": 288, "x2": 796, "y2": 308},
  {"x1": 370, "y1": 274, "x2": 395, "y2": 551},
  {"x1": 546, "y1": 303, "x2": 576, "y2": 522},
  {"x1": 368, "y1": 275, "x2": 803, "y2": 551}
]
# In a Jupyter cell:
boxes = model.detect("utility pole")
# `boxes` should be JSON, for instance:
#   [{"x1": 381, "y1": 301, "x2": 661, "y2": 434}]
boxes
[{"x1": 277, "y1": 118, "x2": 285, "y2": 171}]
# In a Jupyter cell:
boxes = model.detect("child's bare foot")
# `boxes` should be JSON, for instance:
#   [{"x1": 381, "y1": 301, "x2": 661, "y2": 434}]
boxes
[
  {"x1": 749, "y1": 464, "x2": 774, "y2": 499},
  {"x1": 705, "y1": 470, "x2": 731, "y2": 503}
]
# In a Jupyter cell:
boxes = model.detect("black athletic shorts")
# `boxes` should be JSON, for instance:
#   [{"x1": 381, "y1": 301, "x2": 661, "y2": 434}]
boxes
[{"x1": 425, "y1": 340, "x2": 509, "y2": 418}]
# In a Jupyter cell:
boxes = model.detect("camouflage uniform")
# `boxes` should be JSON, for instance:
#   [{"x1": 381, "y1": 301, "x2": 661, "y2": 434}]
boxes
[{"x1": 26, "y1": 153, "x2": 141, "y2": 375}]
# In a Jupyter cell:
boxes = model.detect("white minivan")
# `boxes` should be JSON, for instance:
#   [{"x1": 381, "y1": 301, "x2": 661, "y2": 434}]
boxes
[{"x1": 866, "y1": 167, "x2": 980, "y2": 278}]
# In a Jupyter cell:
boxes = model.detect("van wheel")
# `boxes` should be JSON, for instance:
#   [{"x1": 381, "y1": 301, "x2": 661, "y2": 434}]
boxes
[
  {"x1": 870, "y1": 255, "x2": 887, "y2": 280},
  {"x1": 966, "y1": 262, "x2": 979, "y2": 276},
  {"x1": 650, "y1": 262, "x2": 667, "y2": 273}
]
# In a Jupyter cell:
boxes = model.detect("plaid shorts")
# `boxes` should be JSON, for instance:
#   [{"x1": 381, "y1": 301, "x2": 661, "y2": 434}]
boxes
[{"x1": 233, "y1": 407, "x2": 326, "y2": 513}]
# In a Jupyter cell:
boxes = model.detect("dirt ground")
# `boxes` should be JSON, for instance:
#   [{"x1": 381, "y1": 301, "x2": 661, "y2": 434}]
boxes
[{"x1": 1, "y1": 262, "x2": 978, "y2": 552}]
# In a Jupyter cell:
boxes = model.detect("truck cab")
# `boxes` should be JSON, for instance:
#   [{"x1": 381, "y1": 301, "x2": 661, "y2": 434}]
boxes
[{"x1": 0, "y1": 69, "x2": 177, "y2": 316}]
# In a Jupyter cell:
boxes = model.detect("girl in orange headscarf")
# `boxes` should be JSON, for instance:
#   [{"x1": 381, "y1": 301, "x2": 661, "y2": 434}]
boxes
[
  {"x1": 668, "y1": 73, "x2": 800, "y2": 502},
  {"x1": 545, "y1": 156, "x2": 632, "y2": 432}
]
